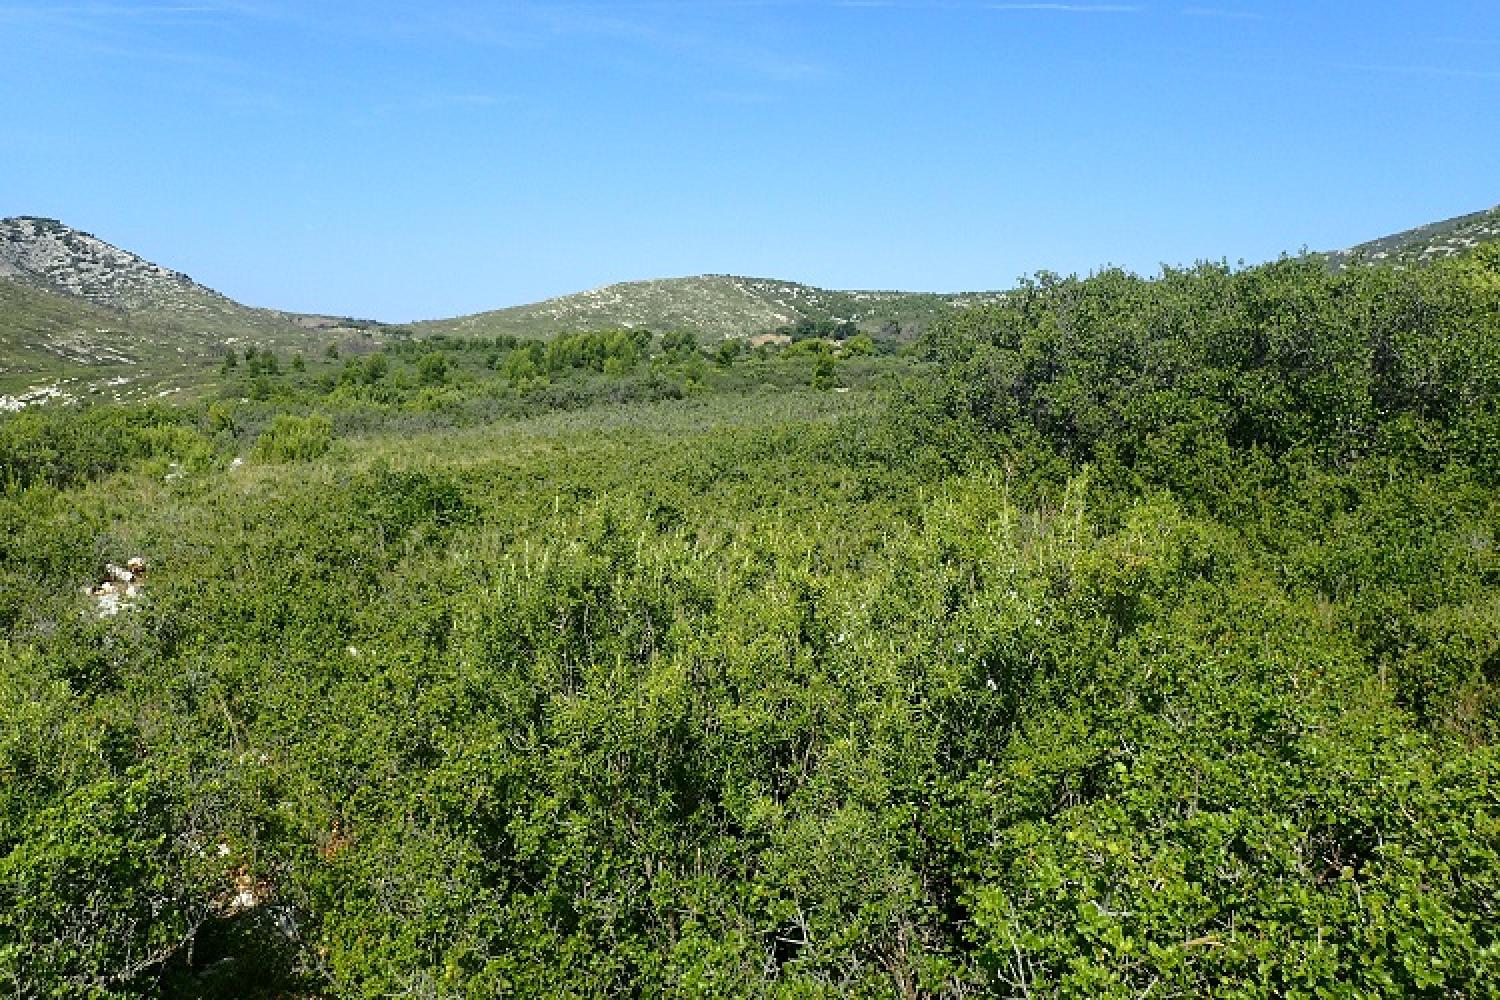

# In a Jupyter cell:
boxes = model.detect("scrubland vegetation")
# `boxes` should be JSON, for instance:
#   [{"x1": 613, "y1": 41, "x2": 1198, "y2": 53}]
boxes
[{"x1": 1, "y1": 248, "x2": 1498, "y2": 997}]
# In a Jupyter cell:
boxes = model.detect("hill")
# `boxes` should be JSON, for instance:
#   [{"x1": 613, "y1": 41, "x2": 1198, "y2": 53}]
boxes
[
  {"x1": 1326, "y1": 203, "x2": 1500, "y2": 269},
  {"x1": 0, "y1": 217, "x2": 379, "y2": 400},
  {"x1": 415, "y1": 274, "x2": 1007, "y2": 342},
  {"x1": 416, "y1": 203, "x2": 1500, "y2": 344},
  {"x1": 1, "y1": 216, "x2": 257, "y2": 320},
  {"x1": 4, "y1": 203, "x2": 1497, "y2": 405}
]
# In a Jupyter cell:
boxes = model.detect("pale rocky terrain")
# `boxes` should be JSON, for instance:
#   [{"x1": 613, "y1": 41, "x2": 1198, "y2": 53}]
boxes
[
  {"x1": 1326, "y1": 204, "x2": 1500, "y2": 269},
  {"x1": 417, "y1": 274, "x2": 1009, "y2": 343},
  {"x1": 0, "y1": 217, "x2": 355, "y2": 399},
  {"x1": 0, "y1": 216, "x2": 236, "y2": 315}
]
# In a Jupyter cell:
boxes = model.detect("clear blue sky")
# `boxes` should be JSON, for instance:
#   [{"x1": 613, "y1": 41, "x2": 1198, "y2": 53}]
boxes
[{"x1": 2, "y1": 1, "x2": 1496, "y2": 321}]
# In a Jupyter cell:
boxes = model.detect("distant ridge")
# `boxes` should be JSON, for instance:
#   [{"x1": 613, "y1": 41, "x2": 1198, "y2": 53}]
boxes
[
  {"x1": 3, "y1": 202, "x2": 1497, "y2": 391},
  {"x1": 422, "y1": 203, "x2": 1500, "y2": 343},
  {"x1": 1326, "y1": 204, "x2": 1500, "y2": 269},
  {"x1": 416, "y1": 274, "x2": 1008, "y2": 343}
]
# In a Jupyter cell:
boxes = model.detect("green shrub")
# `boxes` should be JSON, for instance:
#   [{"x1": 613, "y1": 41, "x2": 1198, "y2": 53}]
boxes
[
  {"x1": 416, "y1": 352, "x2": 448, "y2": 386},
  {"x1": 250, "y1": 414, "x2": 332, "y2": 462}
]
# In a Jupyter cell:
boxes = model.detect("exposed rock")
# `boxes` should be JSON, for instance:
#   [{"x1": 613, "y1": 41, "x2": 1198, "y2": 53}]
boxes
[
  {"x1": 87, "y1": 557, "x2": 147, "y2": 616},
  {"x1": 0, "y1": 216, "x2": 228, "y2": 315},
  {"x1": 216, "y1": 866, "x2": 274, "y2": 917},
  {"x1": 0, "y1": 384, "x2": 75, "y2": 412}
]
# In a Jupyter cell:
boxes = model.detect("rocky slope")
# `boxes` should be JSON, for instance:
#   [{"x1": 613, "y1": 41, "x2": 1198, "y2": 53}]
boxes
[
  {"x1": 416, "y1": 274, "x2": 1008, "y2": 342},
  {"x1": 1326, "y1": 203, "x2": 1500, "y2": 269},
  {"x1": 0, "y1": 216, "x2": 241, "y2": 317},
  {"x1": 0, "y1": 218, "x2": 367, "y2": 392}
]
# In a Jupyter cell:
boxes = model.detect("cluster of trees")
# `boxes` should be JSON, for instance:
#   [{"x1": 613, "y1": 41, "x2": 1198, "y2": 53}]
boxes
[
  {"x1": 204, "y1": 325, "x2": 876, "y2": 427},
  {"x1": 777, "y1": 316, "x2": 860, "y2": 341},
  {"x1": 907, "y1": 249, "x2": 1500, "y2": 480},
  {"x1": 220, "y1": 323, "x2": 889, "y2": 412},
  {"x1": 0, "y1": 247, "x2": 1496, "y2": 995},
  {"x1": 221, "y1": 346, "x2": 307, "y2": 377},
  {"x1": 503, "y1": 329, "x2": 655, "y2": 380}
]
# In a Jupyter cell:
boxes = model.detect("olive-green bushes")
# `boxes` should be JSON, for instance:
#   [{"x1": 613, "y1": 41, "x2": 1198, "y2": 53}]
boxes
[
  {"x1": 0, "y1": 251, "x2": 1496, "y2": 996},
  {"x1": 250, "y1": 414, "x2": 332, "y2": 463}
]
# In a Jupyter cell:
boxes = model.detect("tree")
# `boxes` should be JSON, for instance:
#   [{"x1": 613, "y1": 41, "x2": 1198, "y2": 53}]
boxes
[
  {"x1": 812, "y1": 353, "x2": 837, "y2": 389},
  {"x1": 362, "y1": 353, "x2": 389, "y2": 384},
  {"x1": 502, "y1": 346, "x2": 540, "y2": 383},
  {"x1": 417, "y1": 352, "x2": 449, "y2": 386},
  {"x1": 661, "y1": 331, "x2": 698, "y2": 357}
]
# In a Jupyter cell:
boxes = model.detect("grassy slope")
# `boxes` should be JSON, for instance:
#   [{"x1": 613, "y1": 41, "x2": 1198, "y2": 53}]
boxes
[
  {"x1": 415, "y1": 274, "x2": 1006, "y2": 342},
  {"x1": 0, "y1": 276, "x2": 386, "y2": 401},
  {"x1": 0, "y1": 278, "x2": 140, "y2": 368}
]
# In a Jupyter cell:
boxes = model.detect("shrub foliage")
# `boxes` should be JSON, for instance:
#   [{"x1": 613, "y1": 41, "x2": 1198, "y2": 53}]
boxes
[{"x1": 1, "y1": 251, "x2": 1497, "y2": 996}]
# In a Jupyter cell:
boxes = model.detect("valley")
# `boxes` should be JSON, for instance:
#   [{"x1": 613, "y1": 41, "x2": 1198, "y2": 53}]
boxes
[{"x1": 1, "y1": 206, "x2": 1497, "y2": 997}]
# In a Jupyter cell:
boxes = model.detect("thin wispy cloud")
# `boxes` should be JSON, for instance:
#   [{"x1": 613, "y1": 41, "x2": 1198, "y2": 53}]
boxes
[
  {"x1": 834, "y1": 1, "x2": 1143, "y2": 10},
  {"x1": 0, "y1": 3, "x2": 248, "y2": 65},
  {"x1": 1333, "y1": 62, "x2": 1500, "y2": 82},
  {"x1": 832, "y1": 0, "x2": 1286, "y2": 15},
  {"x1": 0, "y1": 1, "x2": 299, "y2": 115},
  {"x1": 395, "y1": 4, "x2": 830, "y2": 84},
  {"x1": 1181, "y1": 6, "x2": 1262, "y2": 20},
  {"x1": 372, "y1": 94, "x2": 511, "y2": 116},
  {"x1": 986, "y1": 3, "x2": 1143, "y2": 11},
  {"x1": 0, "y1": 3, "x2": 241, "y2": 20},
  {"x1": 699, "y1": 89, "x2": 778, "y2": 105}
]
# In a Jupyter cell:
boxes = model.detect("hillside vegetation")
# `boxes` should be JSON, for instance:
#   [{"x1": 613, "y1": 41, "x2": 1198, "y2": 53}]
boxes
[
  {"x1": 415, "y1": 274, "x2": 1005, "y2": 343},
  {"x1": 4, "y1": 204, "x2": 1496, "y2": 404},
  {"x1": 1, "y1": 241, "x2": 1497, "y2": 996},
  {"x1": 0, "y1": 219, "x2": 377, "y2": 400},
  {"x1": 1326, "y1": 203, "x2": 1500, "y2": 270}
]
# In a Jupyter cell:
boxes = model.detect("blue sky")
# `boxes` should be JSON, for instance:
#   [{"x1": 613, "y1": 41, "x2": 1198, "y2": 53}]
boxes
[{"x1": 1, "y1": 1, "x2": 1496, "y2": 320}]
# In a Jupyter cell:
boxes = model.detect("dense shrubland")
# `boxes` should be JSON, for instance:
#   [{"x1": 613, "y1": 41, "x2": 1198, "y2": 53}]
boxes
[{"x1": 0, "y1": 250, "x2": 1497, "y2": 997}]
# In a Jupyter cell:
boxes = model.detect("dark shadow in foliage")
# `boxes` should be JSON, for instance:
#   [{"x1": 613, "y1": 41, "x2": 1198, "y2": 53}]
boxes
[
  {"x1": 349, "y1": 464, "x2": 473, "y2": 555},
  {"x1": 158, "y1": 908, "x2": 312, "y2": 1000}
]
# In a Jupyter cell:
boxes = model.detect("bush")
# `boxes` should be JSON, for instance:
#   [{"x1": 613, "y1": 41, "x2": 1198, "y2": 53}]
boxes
[
  {"x1": 250, "y1": 414, "x2": 332, "y2": 462},
  {"x1": 0, "y1": 405, "x2": 211, "y2": 491},
  {"x1": 416, "y1": 352, "x2": 448, "y2": 386}
]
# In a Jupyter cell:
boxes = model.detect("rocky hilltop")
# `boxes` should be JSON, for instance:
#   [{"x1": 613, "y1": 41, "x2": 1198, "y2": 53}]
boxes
[{"x1": 0, "y1": 216, "x2": 238, "y2": 317}]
